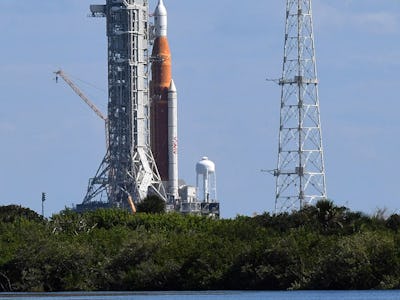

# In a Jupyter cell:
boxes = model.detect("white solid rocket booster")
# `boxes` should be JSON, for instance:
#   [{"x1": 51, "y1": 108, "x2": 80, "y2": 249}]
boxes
[{"x1": 168, "y1": 79, "x2": 179, "y2": 200}]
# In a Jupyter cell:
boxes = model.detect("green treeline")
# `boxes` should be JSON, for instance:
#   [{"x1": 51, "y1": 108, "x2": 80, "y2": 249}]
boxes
[{"x1": 1, "y1": 201, "x2": 400, "y2": 292}]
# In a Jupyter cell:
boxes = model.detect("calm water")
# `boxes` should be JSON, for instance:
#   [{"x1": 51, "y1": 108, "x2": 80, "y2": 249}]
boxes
[{"x1": 1, "y1": 291, "x2": 400, "y2": 300}]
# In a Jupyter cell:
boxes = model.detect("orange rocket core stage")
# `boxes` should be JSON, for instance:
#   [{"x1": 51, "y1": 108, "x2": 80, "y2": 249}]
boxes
[
  {"x1": 151, "y1": 37, "x2": 171, "y2": 92},
  {"x1": 151, "y1": 36, "x2": 172, "y2": 181}
]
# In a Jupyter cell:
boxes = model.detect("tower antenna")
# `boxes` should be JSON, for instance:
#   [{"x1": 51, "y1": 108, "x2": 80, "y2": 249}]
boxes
[{"x1": 273, "y1": 0, "x2": 327, "y2": 213}]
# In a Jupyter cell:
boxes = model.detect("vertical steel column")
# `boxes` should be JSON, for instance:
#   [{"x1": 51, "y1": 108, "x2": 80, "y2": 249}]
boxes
[{"x1": 274, "y1": 0, "x2": 327, "y2": 212}]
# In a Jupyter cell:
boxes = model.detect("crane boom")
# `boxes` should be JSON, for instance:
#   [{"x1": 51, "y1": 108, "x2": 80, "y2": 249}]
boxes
[{"x1": 55, "y1": 70, "x2": 107, "y2": 121}]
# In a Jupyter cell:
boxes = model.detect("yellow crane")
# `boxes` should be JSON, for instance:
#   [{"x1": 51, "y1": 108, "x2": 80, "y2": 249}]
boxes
[
  {"x1": 54, "y1": 69, "x2": 109, "y2": 149},
  {"x1": 54, "y1": 70, "x2": 138, "y2": 215}
]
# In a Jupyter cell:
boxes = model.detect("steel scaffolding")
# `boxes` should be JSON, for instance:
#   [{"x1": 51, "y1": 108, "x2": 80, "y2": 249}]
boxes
[
  {"x1": 274, "y1": 0, "x2": 327, "y2": 213},
  {"x1": 80, "y1": 0, "x2": 167, "y2": 211}
]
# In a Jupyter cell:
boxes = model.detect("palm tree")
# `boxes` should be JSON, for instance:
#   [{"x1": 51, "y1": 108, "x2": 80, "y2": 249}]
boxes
[{"x1": 315, "y1": 199, "x2": 346, "y2": 231}]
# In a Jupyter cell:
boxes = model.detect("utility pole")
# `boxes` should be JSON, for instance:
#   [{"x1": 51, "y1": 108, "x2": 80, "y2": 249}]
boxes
[
  {"x1": 41, "y1": 192, "x2": 46, "y2": 217},
  {"x1": 273, "y1": 0, "x2": 327, "y2": 213}
]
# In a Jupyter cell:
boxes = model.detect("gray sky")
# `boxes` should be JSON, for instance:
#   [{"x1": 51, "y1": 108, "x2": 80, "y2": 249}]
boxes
[{"x1": 0, "y1": 0, "x2": 399, "y2": 218}]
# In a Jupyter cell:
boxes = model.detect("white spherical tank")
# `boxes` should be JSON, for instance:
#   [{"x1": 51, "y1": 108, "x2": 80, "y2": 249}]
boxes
[{"x1": 196, "y1": 157, "x2": 215, "y2": 175}]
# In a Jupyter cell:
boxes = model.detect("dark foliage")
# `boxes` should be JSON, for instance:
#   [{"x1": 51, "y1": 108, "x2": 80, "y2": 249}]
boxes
[
  {"x1": 1, "y1": 201, "x2": 400, "y2": 292},
  {"x1": 386, "y1": 214, "x2": 400, "y2": 232},
  {"x1": 0, "y1": 205, "x2": 44, "y2": 223},
  {"x1": 136, "y1": 195, "x2": 166, "y2": 214}
]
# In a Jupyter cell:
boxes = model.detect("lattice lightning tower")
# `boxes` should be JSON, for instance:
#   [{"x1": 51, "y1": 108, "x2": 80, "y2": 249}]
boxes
[
  {"x1": 79, "y1": 0, "x2": 167, "y2": 210},
  {"x1": 274, "y1": 0, "x2": 327, "y2": 212}
]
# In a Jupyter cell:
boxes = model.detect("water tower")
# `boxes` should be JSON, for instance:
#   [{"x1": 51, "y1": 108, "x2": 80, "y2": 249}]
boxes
[{"x1": 196, "y1": 157, "x2": 217, "y2": 203}]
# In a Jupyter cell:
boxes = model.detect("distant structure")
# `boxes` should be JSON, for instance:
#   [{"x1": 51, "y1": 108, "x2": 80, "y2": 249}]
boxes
[
  {"x1": 178, "y1": 157, "x2": 219, "y2": 217},
  {"x1": 273, "y1": 0, "x2": 327, "y2": 212},
  {"x1": 78, "y1": 0, "x2": 167, "y2": 212},
  {"x1": 67, "y1": 0, "x2": 220, "y2": 217},
  {"x1": 196, "y1": 157, "x2": 217, "y2": 203}
]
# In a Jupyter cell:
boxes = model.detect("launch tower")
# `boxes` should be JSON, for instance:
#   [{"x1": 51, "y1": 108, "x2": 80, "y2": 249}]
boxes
[
  {"x1": 79, "y1": 0, "x2": 167, "y2": 211},
  {"x1": 273, "y1": 0, "x2": 327, "y2": 212}
]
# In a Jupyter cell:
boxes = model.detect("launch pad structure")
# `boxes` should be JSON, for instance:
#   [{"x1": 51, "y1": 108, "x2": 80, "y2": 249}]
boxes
[
  {"x1": 54, "y1": 0, "x2": 330, "y2": 216},
  {"x1": 78, "y1": 0, "x2": 167, "y2": 211},
  {"x1": 72, "y1": 0, "x2": 220, "y2": 217}
]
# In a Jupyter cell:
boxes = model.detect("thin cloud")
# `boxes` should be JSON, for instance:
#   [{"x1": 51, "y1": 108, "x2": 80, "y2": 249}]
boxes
[
  {"x1": 353, "y1": 12, "x2": 399, "y2": 34},
  {"x1": 314, "y1": 1, "x2": 400, "y2": 35}
]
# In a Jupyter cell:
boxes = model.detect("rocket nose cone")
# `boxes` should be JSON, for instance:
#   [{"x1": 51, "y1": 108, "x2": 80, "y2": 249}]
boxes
[
  {"x1": 168, "y1": 79, "x2": 177, "y2": 92},
  {"x1": 155, "y1": 0, "x2": 167, "y2": 16},
  {"x1": 154, "y1": 0, "x2": 168, "y2": 37}
]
